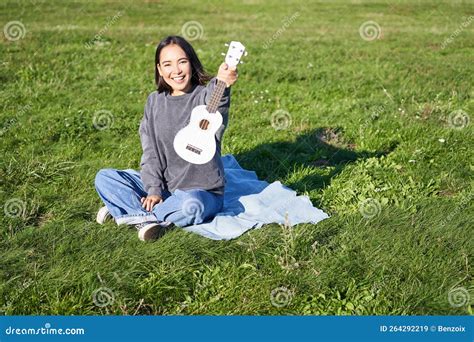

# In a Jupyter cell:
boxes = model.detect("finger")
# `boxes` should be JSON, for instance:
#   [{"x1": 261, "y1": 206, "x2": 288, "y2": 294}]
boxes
[{"x1": 222, "y1": 63, "x2": 229, "y2": 70}]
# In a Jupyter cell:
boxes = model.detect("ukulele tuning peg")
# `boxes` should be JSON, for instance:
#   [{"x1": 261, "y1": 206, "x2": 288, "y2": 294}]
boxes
[
  {"x1": 221, "y1": 52, "x2": 226, "y2": 56},
  {"x1": 224, "y1": 43, "x2": 229, "y2": 46},
  {"x1": 244, "y1": 51, "x2": 248, "y2": 56},
  {"x1": 239, "y1": 61, "x2": 244, "y2": 64}
]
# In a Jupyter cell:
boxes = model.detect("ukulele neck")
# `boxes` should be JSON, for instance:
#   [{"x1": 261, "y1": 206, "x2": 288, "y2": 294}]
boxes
[{"x1": 206, "y1": 79, "x2": 227, "y2": 114}]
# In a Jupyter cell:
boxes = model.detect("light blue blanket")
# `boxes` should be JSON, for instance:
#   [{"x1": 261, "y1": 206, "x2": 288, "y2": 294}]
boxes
[{"x1": 183, "y1": 155, "x2": 329, "y2": 240}]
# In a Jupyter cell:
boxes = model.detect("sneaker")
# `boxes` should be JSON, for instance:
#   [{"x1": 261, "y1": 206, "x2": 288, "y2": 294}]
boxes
[
  {"x1": 96, "y1": 206, "x2": 112, "y2": 224},
  {"x1": 136, "y1": 221, "x2": 173, "y2": 241}
]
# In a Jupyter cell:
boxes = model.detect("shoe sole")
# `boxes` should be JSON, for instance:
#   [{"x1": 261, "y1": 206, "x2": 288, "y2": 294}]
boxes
[
  {"x1": 96, "y1": 206, "x2": 112, "y2": 224},
  {"x1": 138, "y1": 222, "x2": 173, "y2": 241}
]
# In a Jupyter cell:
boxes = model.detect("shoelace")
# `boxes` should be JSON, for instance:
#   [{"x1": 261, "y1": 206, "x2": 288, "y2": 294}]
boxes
[{"x1": 135, "y1": 222, "x2": 154, "y2": 230}]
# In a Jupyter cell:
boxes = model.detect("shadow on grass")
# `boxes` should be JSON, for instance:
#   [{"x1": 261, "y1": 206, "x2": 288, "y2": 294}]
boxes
[{"x1": 234, "y1": 127, "x2": 398, "y2": 203}]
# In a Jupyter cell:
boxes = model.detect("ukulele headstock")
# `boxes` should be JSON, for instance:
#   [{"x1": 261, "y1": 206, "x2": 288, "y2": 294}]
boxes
[{"x1": 222, "y1": 41, "x2": 247, "y2": 68}]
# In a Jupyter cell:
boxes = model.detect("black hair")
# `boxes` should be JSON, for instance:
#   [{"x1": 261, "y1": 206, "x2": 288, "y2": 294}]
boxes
[{"x1": 154, "y1": 35, "x2": 212, "y2": 93}]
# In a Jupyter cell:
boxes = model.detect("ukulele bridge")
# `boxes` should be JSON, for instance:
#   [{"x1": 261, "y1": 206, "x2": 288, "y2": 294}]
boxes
[{"x1": 185, "y1": 144, "x2": 202, "y2": 155}]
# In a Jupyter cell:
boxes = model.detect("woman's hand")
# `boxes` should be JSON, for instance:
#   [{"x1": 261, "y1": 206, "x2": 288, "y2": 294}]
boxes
[
  {"x1": 217, "y1": 63, "x2": 238, "y2": 88},
  {"x1": 141, "y1": 195, "x2": 163, "y2": 212}
]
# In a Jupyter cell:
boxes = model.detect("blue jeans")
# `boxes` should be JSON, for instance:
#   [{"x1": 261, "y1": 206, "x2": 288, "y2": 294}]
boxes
[{"x1": 94, "y1": 168, "x2": 224, "y2": 227}]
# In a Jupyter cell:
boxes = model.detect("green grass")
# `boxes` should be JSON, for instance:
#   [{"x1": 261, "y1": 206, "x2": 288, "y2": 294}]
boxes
[{"x1": 1, "y1": 0, "x2": 473, "y2": 315}]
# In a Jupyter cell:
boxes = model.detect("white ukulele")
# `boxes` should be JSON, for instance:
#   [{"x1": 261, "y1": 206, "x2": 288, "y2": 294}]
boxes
[{"x1": 173, "y1": 41, "x2": 247, "y2": 164}]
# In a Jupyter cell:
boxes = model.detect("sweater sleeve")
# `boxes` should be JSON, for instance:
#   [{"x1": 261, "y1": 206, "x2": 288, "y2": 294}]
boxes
[
  {"x1": 203, "y1": 77, "x2": 231, "y2": 142},
  {"x1": 139, "y1": 94, "x2": 165, "y2": 198}
]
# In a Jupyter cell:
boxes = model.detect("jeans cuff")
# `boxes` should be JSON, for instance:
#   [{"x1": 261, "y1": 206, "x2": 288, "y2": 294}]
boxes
[{"x1": 115, "y1": 213, "x2": 157, "y2": 225}]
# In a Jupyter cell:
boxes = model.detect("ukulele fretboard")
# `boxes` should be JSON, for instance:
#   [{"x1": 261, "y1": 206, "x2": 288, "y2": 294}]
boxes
[{"x1": 206, "y1": 79, "x2": 228, "y2": 114}]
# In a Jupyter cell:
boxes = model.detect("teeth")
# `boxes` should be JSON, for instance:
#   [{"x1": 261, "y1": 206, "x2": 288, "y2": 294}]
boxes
[{"x1": 173, "y1": 76, "x2": 184, "y2": 80}]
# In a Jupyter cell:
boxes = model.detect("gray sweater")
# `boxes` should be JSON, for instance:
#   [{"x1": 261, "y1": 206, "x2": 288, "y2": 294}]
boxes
[{"x1": 139, "y1": 78, "x2": 231, "y2": 198}]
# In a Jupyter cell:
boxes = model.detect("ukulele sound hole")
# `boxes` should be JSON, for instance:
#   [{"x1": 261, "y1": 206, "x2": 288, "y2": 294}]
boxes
[{"x1": 199, "y1": 119, "x2": 210, "y2": 130}]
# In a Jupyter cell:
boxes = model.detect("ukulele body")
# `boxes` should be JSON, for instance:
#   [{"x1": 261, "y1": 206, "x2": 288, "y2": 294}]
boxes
[{"x1": 173, "y1": 105, "x2": 223, "y2": 165}]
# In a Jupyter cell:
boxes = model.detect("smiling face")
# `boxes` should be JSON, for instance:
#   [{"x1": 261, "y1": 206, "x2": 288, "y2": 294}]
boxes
[{"x1": 157, "y1": 44, "x2": 193, "y2": 96}]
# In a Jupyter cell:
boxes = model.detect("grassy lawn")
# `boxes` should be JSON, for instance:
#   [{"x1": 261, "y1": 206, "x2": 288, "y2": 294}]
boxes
[{"x1": 0, "y1": 0, "x2": 473, "y2": 315}]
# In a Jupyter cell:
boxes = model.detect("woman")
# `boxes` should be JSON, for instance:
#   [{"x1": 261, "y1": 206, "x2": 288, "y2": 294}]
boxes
[{"x1": 94, "y1": 35, "x2": 238, "y2": 241}]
